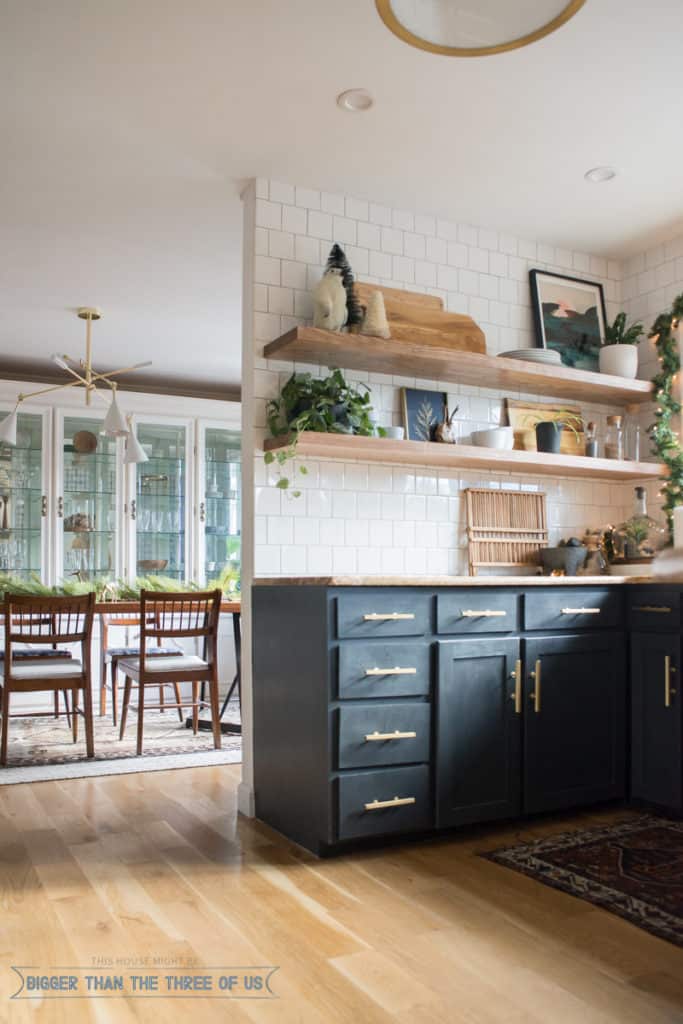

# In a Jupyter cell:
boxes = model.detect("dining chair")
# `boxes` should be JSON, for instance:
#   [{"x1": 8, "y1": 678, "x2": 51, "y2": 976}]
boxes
[
  {"x1": 0, "y1": 592, "x2": 96, "y2": 765},
  {"x1": 118, "y1": 590, "x2": 222, "y2": 754},
  {"x1": 99, "y1": 613, "x2": 184, "y2": 725},
  {"x1": 2, "y1": 614, "x2": 74, "y2": 723}
]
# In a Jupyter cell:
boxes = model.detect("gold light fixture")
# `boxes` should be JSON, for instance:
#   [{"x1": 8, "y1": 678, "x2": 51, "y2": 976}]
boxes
[
  {"x1": 375, "y1": 0, "x2": 586, "y2": 58},
  {"x1": 0, "y1": 308, "x2": 151, "y2": 463}
]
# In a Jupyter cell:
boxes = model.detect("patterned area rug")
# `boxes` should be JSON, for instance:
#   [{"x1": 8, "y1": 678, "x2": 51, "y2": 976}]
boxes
[
  {"x1": 483, "y1": 816, "x2": 683, "y2": 947},
  {"x1": 0, "y1": 700, "x2": 241, "y2": 784}
]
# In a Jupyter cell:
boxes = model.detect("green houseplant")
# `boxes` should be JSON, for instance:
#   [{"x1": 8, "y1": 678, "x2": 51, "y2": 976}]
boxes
[
  {"x1": 265, "y1": 369, "x2": 379, "y2": 494},
  {"x1": 599, "y1": 312, "x2": 644, "y2": 379},
  {"x1": 525, "y1": 410, "x2": 584, "y2": 454}
]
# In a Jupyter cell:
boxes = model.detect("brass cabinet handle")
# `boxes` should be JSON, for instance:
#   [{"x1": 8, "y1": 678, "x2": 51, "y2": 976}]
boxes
[
  {"x1": 363, "y1": 612, "x2": 415, "y2": 621},
  {"x1": 57, "y1": 496, "x2": 63, "y2": 518},
  {"x1": 665, "y1": 655, "x2": 678, "y2": 707},
  {"x1": 199, "y1": 501, "x2": 206, "y2": 523},
  {"x1": 561, "y1": 607, "x2": 601, "y2": 615},
  {"x1": 530, "y1": 659, "x2": 541, "y2": 713},
  {"x1": 364, "y1": 730, "x2": 417, "y2": 742},
  {"x1": 365, "y1": 666, "x2": 417, "y2": 676},
  {"x1": 634, "y1": 605, "x2": 672, "y2": 614},
  {"x1": 364, "y1": 796, "x2": 416, "y2": 811},
  {"x1": 461, "y1": 609, "x2": 507, "y2": 618},
  {"x1": 509, "y1": 660, "x2": 522, "y2": 714}
]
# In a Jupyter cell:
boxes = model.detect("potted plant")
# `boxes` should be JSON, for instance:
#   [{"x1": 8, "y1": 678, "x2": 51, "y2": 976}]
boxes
[
  {"x1": 599, "y1": 312, "x2": 643, "y2": 379},
  {"x1": 528, "y1": 411, "x2": 584, "y2": 454},
  {"x1": 264, "y1": 369, "x2": 379, "y2": 493}
]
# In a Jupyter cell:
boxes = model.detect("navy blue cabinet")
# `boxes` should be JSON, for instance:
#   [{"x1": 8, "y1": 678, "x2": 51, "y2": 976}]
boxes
[
  {"x1": 436, "y1": 638, "x2": 522, "y2": 827},
  {"x1": 523, "y1": 634, "x2": 626, "y2": 814},
  {"x1": 631, "y1": 631, "x2": 682, "y2": 812}
]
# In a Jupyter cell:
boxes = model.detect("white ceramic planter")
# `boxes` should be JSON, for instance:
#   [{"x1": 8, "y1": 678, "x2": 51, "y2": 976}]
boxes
[{"x1": 599, "y1": 344, "x2": 638, "y2": 379}]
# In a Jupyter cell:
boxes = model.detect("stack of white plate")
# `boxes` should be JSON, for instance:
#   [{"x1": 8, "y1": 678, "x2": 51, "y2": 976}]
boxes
[{"x1": 499, "y1": 348, "x2": 562, "y2": 366}]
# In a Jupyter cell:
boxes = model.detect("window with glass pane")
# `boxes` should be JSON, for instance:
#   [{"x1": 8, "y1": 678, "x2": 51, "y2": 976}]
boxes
[
  {"x1": 135, "y1": 423, "x2": 186, "y2": 580},
  {"x1": 0, "y1": 412, "x2": 43, "y2": 579},
  {"x1": 62, "y1": 416, "x2": 117, "y2": 583},
  {"x1": 204, "y1": 428, "x2": 241, "y2": 586}
]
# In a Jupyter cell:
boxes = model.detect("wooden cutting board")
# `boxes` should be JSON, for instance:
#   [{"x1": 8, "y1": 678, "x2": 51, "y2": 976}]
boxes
[
  {"x1": 505, "y1": 398, "x2": 585, "y2": 456},
  {"x1": 355, "y1": 282, "x2": 486, "y2": 354}
]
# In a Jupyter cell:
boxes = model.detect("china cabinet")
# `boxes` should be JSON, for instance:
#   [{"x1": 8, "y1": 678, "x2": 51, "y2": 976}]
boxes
[
  {"x1": 196, "y1": 421, "x2": 241, "y2": 585},
  {"x1": 0, "y1": 406, "x2": 51, "y2": 580}
]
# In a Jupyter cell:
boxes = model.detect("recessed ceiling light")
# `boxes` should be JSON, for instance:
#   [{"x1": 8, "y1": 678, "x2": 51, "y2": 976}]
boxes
[
  {"x1": 336, "y1": 89, "x2": 374, "y2": 112},
  {"x1": 584, "y1": 166, "x2": 618, "y2": 184}
]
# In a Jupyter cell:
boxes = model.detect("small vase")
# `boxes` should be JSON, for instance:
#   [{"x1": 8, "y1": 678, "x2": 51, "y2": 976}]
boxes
[
  {"x1": 599, "y1": 344, "x2": 638, "y2": 379},
  {"x1": 535, "y1": 421, "x2": 562, "y2": 454}
]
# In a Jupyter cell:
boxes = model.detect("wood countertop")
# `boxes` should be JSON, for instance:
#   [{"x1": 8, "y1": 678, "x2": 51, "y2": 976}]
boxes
[{"x1": 252, "y1": 576, "x2": 662, "y2": 587}]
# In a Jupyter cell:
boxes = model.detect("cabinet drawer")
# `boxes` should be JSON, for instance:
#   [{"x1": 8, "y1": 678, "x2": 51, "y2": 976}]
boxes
[
  {"x1": 524, "y1": 590, "x2": 621, "y2": 631},
  {"x1": 437, "y1": 591, "x2": 518, "y2": 634},
  {"x1": 338, "y1": 642, "x2": 430, "y2": 699},
  {"x1": 337, "y1": 765, "x2": 431, "y2": 840},
  {"x1": 336, "y1": 591, "x2": 429, "y2": 638},
  {"x1": 337, "y1": 703, "x2": 431, "y2": 769},
  {"x1": 628, "y1": 591, "x2": 680, "y2": 632}
]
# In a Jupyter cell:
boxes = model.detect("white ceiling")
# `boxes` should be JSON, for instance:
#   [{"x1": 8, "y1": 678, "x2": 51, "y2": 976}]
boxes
[{"x1": 2, "y1": 0, "x2": 683, "y2": 392}]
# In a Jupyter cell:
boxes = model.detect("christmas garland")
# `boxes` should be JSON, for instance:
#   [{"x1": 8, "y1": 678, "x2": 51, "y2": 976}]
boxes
[{"x1": 648, "y1": 291, "x2": 683, "y2": 536}]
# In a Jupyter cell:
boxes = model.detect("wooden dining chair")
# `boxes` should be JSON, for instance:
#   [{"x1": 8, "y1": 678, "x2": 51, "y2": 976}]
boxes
[
  {"x1": 99, "y1": 612, "x2": 184, "y2": 725},
  {"x1": 0, "y1": 592, "x2": 96, "y2": 766},
  {"x1": 2, "y1": 613, "x2": 74, "y2": 723},
  {"x1": 118, "y1": 590, "x2": 222, "y2": 754}
]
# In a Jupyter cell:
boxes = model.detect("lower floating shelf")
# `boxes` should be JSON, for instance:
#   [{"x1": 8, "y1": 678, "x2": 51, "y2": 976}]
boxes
[{"x1": 264, "y1": 433, "x2": 664, "y2": 481}]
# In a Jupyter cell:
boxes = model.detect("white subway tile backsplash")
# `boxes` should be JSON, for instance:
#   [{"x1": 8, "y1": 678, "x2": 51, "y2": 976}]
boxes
[
  {"x1": 255, "y1": 199, "x2": 282, "y2": 230},
  {"x1": 321, "y1": 191, "x2": 345, "y2": 216},
  {"x1": 381, "y1": 227, "x2": 404, "y2": 255},
  {"x1": 281, "y1": 260, "x2": 308, "y2": 290},
  {"x1": 295, "y1": 236, "x2": 321, "y2": 265},
  {"x1": 369, "y1": 250, "x2": 393, "y2": 278},
  {"x1": 426, "y1": 236, "x2": 448, "y2": 264},
  {"x1": 346, "y1": 197, "x2": 369, "y2": 222},
  {"x1": 282, "y1": 204, "x2": 307, "y2": 235},
  {"x1": 333, "y1": 216, "x2": 357, "y2": 245},
  {"x1": 308, "y1": 210, "x2": 333, "y2": 240}
]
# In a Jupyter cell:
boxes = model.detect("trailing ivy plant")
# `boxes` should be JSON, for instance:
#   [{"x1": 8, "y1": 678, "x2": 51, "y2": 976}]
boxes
[
  {"x1": 648, "y1": 292, "x2": 683, "y2": 538},
  {"x1": 264, "y1": 369, "x2": 380, "y2": 494}
]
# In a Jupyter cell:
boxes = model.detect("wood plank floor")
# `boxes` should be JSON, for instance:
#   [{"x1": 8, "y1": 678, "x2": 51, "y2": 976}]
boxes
[{"x1": 1, "y1": 766, "x2": 683, "y2": 1023}]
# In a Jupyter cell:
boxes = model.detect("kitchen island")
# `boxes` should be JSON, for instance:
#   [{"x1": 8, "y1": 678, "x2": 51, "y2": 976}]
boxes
[{"x1": 252, "y1": 577, "x2": 683, "y2": 856}]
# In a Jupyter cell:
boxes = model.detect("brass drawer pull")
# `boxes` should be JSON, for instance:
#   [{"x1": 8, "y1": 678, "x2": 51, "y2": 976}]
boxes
[
  {"x1": 530, "y1": 659, "x2": 541, "y2": 713},
  {"x1": 365, "y1": 666, "x2": 417, "y2": 676},
  {"x1": 561, "y1": 607, "x2": 601, "y2": 615},
  {"x1": 364, "y1": 796, "x2": 416, "y2": 811},
  {"x1": 365, "y1": 730, "x2": 417, "y2": 742},
  {"x1": 509, "y1": 659, "x2": 522, "y2": 714},
  {"x1": 665, "y1": 655, "x2": 677, "y2": 707},
  {"x1": 363, "y1": 612, "x2": 415, "y2": 621},
  {"x1": 634, "y1": 605, "x2": 672, "y2": 614},
  {"x1": 461, "y1": 609, "x2": 507, "y2": 617}
]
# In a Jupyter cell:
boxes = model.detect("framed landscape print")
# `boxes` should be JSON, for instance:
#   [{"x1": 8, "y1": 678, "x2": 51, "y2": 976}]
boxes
[
  {"x1": 529, "y1": 270, "x2": 607, "y2": 372},
  {"x1": 401, "y1": 387, "x2": 447, "y2": 441}
]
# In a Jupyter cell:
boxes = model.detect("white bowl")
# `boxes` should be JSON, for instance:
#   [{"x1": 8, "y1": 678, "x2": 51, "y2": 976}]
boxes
[
  {"x1": 471, "y1": 427, "x2": 514, "y2": 450},
  {"x1": 382, "y1": 426, "x2": 405, "y2": 440}
]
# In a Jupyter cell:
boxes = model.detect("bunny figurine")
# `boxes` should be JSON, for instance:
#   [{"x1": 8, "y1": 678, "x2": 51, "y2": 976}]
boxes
[{"x1": 433, "y1": 403, "x2": 458, "y2": 444}]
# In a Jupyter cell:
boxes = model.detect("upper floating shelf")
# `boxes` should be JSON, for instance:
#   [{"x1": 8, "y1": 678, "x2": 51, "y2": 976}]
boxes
[{"x1": 263, "y1": 327, "x2": 653, "y2": 407}]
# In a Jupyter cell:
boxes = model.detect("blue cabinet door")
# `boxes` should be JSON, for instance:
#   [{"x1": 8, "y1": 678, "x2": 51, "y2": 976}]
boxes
[
  {"x1": 436, "y1": 638, "x2": 522, "y2": 828},
  {"x1": 523, "y1": 633, "x2": 626, "y2": 814},
  {"x1": 631, "y1": 631, "x2": 683, "y2": 812}
]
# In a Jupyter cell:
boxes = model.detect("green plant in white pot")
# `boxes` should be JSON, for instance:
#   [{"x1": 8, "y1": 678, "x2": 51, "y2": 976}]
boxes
[{"x1": 599, "y1": 312, "x2": 643, "y2": 379}]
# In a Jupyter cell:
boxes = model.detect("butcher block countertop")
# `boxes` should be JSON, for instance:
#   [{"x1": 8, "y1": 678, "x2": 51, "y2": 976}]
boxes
[{"x1": 252, "y1": 575, "x2": 666, "y2": 587}]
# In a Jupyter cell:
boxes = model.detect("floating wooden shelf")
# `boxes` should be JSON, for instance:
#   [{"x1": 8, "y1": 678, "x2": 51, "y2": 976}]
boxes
[
  {"x1": 264, "y1": 433, "x2": 664, "y2": 482},
  {"x1": 263, "y1": 327, "x2": 653, "y2": 407}
]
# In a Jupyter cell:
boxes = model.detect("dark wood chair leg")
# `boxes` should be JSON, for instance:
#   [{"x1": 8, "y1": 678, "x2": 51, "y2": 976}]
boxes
[
  {"x1": 111, "y1": 660, "x2": 118, "y2": 726},
  {"x1": 1, "y1": 685, "x2": 10, "y2": 766},
  {"x1": 173, "y1": 682, "x2": 183, "y2": 722},
  {"x1": 62, "y1": 689, "x2": 71, "y2": 727},
  {"x1": 159, "y1": 686, "x2": 165, "y2": 713},
  {"x1": 192, "y1": 682, "x2": 199, "y2": 735},
  {"x1": 54, "y1": 691, "x2": 59, "y2": 719},
  {"x1": 83, "y1": 681, "x2": 94, "y2": 759},
  {"x1": 209, "y1": 668, "x2": 221, "y2": 750},
  {"x1": 119, "y1": 677, "x2": 132, "y2": 740},
  {"x1": 72, "y1": 690, "x2": 79, "y2": 742},
  {"x1": 136, "y1": 684, "x2": 145, "y2": 755},
  {"x1": 99, "y1": 659, "x2": 107, "y2": 717}
]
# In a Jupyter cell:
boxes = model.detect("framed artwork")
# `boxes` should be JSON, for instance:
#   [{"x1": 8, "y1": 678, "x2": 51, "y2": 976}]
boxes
[
  {"x1": 529, "y1": 270, "x2": 607, "y2": 372},
  {"x1": 401, "y1": 387, "x2": 447, "y2": 442}
]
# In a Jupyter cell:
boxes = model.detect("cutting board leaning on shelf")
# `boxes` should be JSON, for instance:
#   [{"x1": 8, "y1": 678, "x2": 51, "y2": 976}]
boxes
[{"x1": 354, "y1": 282, "x2": 486, "y2": 354}]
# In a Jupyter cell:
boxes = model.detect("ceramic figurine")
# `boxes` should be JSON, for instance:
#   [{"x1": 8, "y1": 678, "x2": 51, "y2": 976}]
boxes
[
  {"x1": 313, "y1": 268, "x2": 347, "y2": 331},
  {"x1": 361, "y1": 290, "x2": 391, "y2": 339},
  {"x1": 433, "y1": 403, "x2": 458, "y2": 443}
]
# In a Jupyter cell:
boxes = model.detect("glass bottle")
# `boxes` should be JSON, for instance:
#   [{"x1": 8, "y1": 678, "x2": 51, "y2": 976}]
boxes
[
  {"x1": 585, "y1": 421, "x2": 598, "y2": 458},
  {"x1": 604, "y1": 414, "x2": 623, "y2": 460},
  {"x1": 617, "y1": 486, "x2": 666, "y2": 559}
]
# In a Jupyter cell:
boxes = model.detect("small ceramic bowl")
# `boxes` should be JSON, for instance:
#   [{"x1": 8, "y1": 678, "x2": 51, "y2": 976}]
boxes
[
  {"x1": 470, "y1": 427, "x2": 514, "y2": 450},
  {"x1": 382, "y1": 426, "x2": 405, "y2": 440}
]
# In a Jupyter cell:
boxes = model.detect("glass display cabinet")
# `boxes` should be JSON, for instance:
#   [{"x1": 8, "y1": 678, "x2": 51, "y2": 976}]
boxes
[
  {"x1": 0, "y1": 409, "x2": 49, "y2": 580},
  {"x1": 199, "y1": 425, "x2": 241, "y2": 584},
  {"x1": 57, "y1": 413, "x2": 121, "y2": 584},
  {"x1": 131, "y1": 420, "x2": 190, "y2": 581}
]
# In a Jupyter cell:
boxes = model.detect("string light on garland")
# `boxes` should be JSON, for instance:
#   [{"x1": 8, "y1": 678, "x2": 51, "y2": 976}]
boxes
[{"x1": 647, "y1": 292, "x2": 683, "y2": 539}]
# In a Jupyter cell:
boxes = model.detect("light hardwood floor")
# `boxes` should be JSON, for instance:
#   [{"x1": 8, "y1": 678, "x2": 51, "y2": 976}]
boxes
[{"x1": 1, "y1": 766, "x2": 683, "y2": 1023}]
